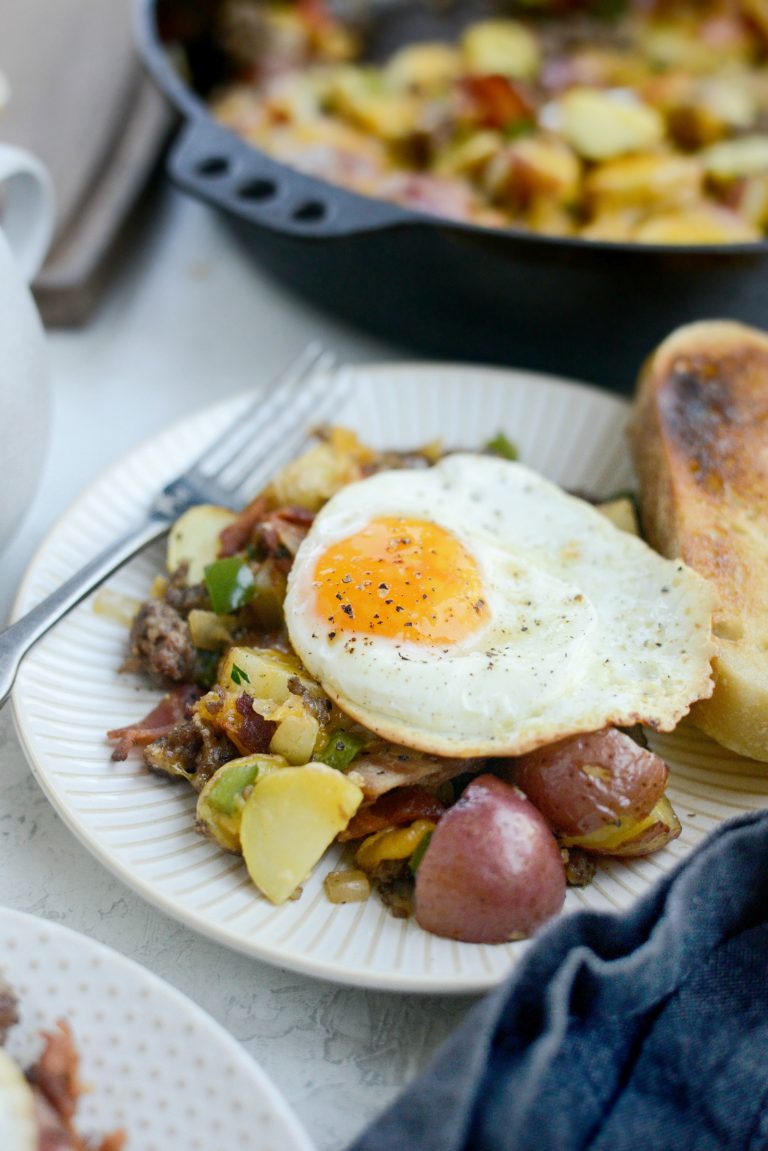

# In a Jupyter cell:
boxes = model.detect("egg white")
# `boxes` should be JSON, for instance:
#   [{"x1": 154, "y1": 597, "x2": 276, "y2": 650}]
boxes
[{"x1": 285, "y1": 455, "x2": 715, "y2": 757}]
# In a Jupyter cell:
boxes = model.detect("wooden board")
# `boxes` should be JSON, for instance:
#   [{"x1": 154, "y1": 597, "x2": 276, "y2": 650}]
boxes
[{"x1": 0, "y1": 0, "x2": 175, "y2": 326}]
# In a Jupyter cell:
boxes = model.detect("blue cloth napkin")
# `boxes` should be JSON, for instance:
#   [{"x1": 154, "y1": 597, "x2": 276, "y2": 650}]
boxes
[{"x1": 346, "y1": 810, "x2": 768, "y2": 1151}]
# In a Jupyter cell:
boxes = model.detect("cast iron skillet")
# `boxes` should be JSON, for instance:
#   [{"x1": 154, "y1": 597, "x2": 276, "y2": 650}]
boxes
[{"x1": 138, "y1": 0, "x2": 768, "y2": 390}]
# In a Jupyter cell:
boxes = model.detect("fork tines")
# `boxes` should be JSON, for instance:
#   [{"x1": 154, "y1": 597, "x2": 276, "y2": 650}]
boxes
[{"x1": 188, "y1": 343, "x2": 344, "y2": 508}]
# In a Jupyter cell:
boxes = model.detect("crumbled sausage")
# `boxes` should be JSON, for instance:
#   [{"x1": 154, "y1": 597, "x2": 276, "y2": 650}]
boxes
[{"x1": 123, "y1": 601, "x2": 197, "y2": 684}]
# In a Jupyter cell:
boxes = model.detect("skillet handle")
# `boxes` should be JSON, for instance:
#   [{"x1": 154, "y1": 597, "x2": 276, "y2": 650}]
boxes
[{"x1": 167, "y1": 117, "x2": 411, "y2": 239}]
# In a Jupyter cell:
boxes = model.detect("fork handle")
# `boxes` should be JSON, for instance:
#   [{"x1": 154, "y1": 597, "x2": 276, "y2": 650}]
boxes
[{"x1": 0, "y1": 518, "x2": 169, "y2": 710}]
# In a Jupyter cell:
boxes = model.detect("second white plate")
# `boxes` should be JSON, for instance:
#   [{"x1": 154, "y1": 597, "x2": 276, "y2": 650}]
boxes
[
  {"x1": 0, "y1": 906, "x2": 313, "y2": 1151},
  {"x1": 12, "y1": 363, "x2": 768, "y2": 993}
]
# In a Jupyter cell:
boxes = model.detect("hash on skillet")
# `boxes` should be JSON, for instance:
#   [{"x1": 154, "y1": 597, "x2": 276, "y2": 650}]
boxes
[
  {"x1": 207, "y1": 0, "x2": 768, "y2": 242},
  {"x1": 107, "y1": 426, "x2": 714, "y2": 943}
]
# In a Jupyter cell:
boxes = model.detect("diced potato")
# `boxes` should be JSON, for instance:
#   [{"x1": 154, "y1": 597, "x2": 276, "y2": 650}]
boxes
[
  {"x1": 263, "y1": 72, "x2": 322, "y2": 124},
  {"x1": 196, "y1": 754, "x2": 284, "y2": 852},
  {"x1": 557, "y1": 89, "x2": 664, "y2": 161},
  {"x1": 260, "y1": 114, "x2": 388, "y2": 171},
  {"x1": 211, "y1": 85, "x2": 272, "y2": 138},
  {"x1": 637, "y1": 20, "x2": 751, "y2": 74},
  {"x1": 355, "y1": 820, "x2": 436, "y2": 873},
  {"x1": 585, "y1": 154, "x2": 703, "y2": 212},
  {"x1": 730, "y1": 172, "x2": 768, "y2": 229},
  {"x1": 579, "y1": 207, "x2": 645, "y2": 242},
  {"x1": 386, "y1": 42, "x2": 462, "y2": 93},
  {"x1": 524, "y1": 200, "x2": 575, "y2": 237},
  {"x1": 638, "y1": 70, "x2": 697, "y2": 117},
  {"x1": 635, "y1": 205, "x2": 760, "y2": 244},
  {"x1": 167, "y1": 504, "x2": 237, "y2": 584},
  {"x1": 219, "y1": 646, "x2": 321, "y2": 703},
  {"x1": 352, "y1": 92, "x2": 421, "y2": 140},
  {"x1": 486, "y1": 134, "x2": 581, "y2": 209},
  {"x1": 561, "y1": 795, "x2": 682, "y2": 857},
  {"x1": 240, "y1": 764, "x2": 364, "y2": 904},
  {"x1": 268, "y1": 429, "x2": 373, "y2": 512},
  {"x1": 268, "y1": 700, "x2": 321, "y2": 765},
  {"x1": 667, "y1": 75, "x2": 757, "y2": 149},
  {"x1": 701, "y1": 134, "x2": 768, "y2": 181},
  {"x1": 597, "y1": 497, "x2": 640, "y2": 536},
  {"x1": 461, "y1": 20, "x2": 541, "y2": 81},
  {"x1": 325, "y1": 67, "x2": 418, "y2": 139},
  {"x1": 188, "y1": 608, "x2": 234, "y2": 651},
  {"x1": 434, "y1": 131, "x2": 504, "y2": 179}
]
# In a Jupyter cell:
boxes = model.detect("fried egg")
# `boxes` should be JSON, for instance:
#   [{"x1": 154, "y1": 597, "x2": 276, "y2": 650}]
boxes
[{"x1": 285, "y1": 455, "x2": 715, "y2": 757}]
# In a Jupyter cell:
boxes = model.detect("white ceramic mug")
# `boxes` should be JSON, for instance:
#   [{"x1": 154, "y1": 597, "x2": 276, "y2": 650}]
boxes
[{"x1": 0, "y1": 142, "x2": 55, "y2": 553}]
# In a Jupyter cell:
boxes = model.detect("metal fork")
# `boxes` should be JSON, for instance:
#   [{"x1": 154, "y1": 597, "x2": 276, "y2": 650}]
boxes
[{"x1": 0, "y1": 343, "x2": 346, "y2": 709}]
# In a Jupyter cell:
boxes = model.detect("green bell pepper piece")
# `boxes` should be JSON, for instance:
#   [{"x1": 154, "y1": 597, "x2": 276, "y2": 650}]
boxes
[
  {"x1": 315, "y1": 728, "x2": 367, "y2": 772},
  {"x1": 204, "y1": 556, "x2": 255, "y2": 615}
]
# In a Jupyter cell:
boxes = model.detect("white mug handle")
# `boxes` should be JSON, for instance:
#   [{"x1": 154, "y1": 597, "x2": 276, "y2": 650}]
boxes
[{"x1": 0, "y1": 142, "x2": 55, "y2": 284}]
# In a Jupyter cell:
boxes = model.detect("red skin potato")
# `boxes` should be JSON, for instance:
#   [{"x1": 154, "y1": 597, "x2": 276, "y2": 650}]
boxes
[
  {"x1": 513, "y1": 727, "x2": 668, "y2": 837},
  {"x1": 414, "y1": 774, "x2": 566, "y2": 944}
]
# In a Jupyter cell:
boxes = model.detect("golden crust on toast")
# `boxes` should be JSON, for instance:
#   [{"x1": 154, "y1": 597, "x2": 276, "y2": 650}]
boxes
[{"x1": 629, "y1": 320, "x2": 768, "y2": 762}]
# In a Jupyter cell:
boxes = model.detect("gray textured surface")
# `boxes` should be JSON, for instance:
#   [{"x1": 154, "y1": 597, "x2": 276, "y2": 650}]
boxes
[{"x1": 0, "y1": 184, "x2": 477, "y2": 1150}]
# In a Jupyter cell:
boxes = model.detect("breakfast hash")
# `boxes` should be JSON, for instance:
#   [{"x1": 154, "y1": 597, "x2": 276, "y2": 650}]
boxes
[
  {"x1": 209, "y1": 0, "x2": 768, "y2": 243},
  {"x1": 107, "y1": 425, "x2": 714, "y2": 944}
]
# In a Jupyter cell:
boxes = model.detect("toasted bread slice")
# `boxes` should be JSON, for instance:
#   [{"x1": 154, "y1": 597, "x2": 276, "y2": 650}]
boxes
[{"x1": 629, "y1": 320, "x2": 768, "y2": 762}]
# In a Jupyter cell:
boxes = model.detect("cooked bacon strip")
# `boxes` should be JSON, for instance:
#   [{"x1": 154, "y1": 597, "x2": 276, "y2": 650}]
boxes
[
  {"x1": 218, "y1": 494, "x2": 270, "y2": 557},
  {"x1": 256, "y1": 507, "x2": 315, "y2": 563},
  {"x1": 235, "y1": 692, "x2": 278, "y2": 753},
  {"x1": 33, "y1": 1087, "x2": 82, "y2": 1151},
  {"x1": 107, "y1": 684, "x2": 203, "y2": 761},
  {"x1": 348, "y1": 747, "x2": 484, "y2": 801},
  {"x1": 28, "y1": 1021, "x2": 80, "y2": 1123},
  {"x1": 28, "y1": 1021, "x2": 126, "y2": 1151},
  {"x1": 339, "y1": 785, "x2": 447, "y2": 842},
  {"x1": 460, "y1": 74, "x2": 535, "y2": 130}
]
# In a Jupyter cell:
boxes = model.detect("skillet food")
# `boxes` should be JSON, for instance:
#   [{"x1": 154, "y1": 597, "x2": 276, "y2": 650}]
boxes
[
  {"x1": 207, "y1": 0, "x2": 768, "y2": 241},
  {"x1": 108, "y1": 428, "x2": 715, "y2": 945}
]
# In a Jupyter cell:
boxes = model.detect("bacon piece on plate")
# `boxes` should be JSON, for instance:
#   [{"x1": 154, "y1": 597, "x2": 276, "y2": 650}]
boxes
[
  {"x1": 339, "y1": 785, "x2": 447, "y2": 841},
  {"x1": 107, "y1": 684, "x2": 202, "y2": 761},
  {"x1": 349, "y1": 746, "x2": 484, "y2": 801},
  {"x1": 28, "y1": 1020, "x2": 126, "y2": 1151},
  {"x1": 256, "y1": 506, "x2": 315, "y2": 562},
  {"x1": 218, "y1": 495, "x2": 270, "y2": 558},
  {"x1": 234, "y1": 692, "x2": 278, "y2": 753}
]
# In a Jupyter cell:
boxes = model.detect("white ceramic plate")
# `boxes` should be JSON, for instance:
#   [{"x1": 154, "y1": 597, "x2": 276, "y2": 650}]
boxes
[
  {"x1": 12, "y1": 363, "x2": 768, "y2": 994},
  {"x1": 0, "y1": 906, "x2": 313, "y2": 1151}
]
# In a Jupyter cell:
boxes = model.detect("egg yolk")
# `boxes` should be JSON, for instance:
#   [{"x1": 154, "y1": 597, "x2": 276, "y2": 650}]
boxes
[{"x1": 313, "y1": 516, "x2": 490, "y2": 644}]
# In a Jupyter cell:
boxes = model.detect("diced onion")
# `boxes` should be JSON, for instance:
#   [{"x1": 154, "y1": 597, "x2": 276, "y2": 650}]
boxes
[{"x1": 323, "y1": 869, "x2": 371, "y2": 903}]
